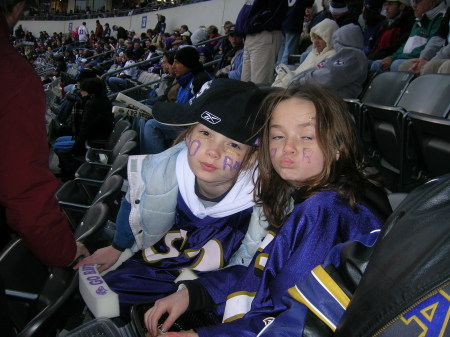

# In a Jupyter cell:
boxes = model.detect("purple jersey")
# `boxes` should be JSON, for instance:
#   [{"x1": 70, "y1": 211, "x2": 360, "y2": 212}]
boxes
[
  {"x1": 196, "y1": 190, "x2": 382, "y2": 337},
  {"x1": 104, "y1": 192, "x2": 252, "y2": 316}
]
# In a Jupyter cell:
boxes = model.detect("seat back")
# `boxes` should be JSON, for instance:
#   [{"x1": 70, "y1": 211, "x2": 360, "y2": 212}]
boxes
[
  {"x1": 116, "y1": 140, "x2": 138, "y2": 159},
  {"x1": 361, "y1": 71, "x2": 415, "y2": 106},
  {"x1": 397, "y1": 73, "x2": 450, "y2": 118},
  {"x1": 110, "y1": 130, "x2": 137, "y2": 164},
  {"x1": 74, "y1": 202, "x2": 110, "y2": 250},
  {"x1": 363, "y1": 102, "x2": 407, "y2": 191},
  {"x1": 0, "y1": 239, "x2": 78, "y2": 337},
  {"x1": 105, "y1": 119, "x2": 131, "y2": 150},
  {"x1": 91, "y1": 175, "x2": 123, "y2": 209},
  {"x1": 105, "y1": 153, "x2": 129, "y2": 180},
  {"x1": 403, "y1": 111, "x2": 450, "y2": 190}
]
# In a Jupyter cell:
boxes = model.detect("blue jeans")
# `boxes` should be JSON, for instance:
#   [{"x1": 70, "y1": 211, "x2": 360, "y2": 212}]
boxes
[
  {"x1": 276, "y1": 32, "x2": 300, "y2": 65},
  {"x1": 371, "y1": 59, "x2": 407, "y2": 72},
  {"x1": 140, "y1": 119, "x2": 183, "y2": 154},
  {"x1": 108, "y1": 77, "x2": 129, "y2": 93},
  {"x1": 53, "y1": 136, "x2": 79, "y2": 175}
]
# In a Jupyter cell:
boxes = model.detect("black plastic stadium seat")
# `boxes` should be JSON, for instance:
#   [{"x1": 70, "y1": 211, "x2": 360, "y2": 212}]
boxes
[{"x1": 0, "y1": 202, "x2": 109, "y2": 337}]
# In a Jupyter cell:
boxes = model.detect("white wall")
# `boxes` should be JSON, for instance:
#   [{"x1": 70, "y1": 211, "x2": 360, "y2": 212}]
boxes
[{"x1": 17, "y1": 0, "x2": 244, "y2": 38}]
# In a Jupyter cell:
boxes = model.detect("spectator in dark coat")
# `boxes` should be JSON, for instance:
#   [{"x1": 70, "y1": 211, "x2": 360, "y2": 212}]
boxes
[{"x1": 53, "y1": 77, "x2": 114, "y2": 178}]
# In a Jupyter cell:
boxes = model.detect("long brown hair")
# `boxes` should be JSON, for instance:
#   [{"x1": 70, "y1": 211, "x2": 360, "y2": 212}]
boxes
[{"x1": 255, "y1": 84, "x2": 368, "y2": 228}]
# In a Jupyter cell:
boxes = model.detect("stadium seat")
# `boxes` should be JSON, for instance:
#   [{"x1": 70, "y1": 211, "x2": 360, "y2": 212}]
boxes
[
  {"x1": 56, "y1": 174, "x2": 123, "y2": 230},
  {"x1": 85, "y1": 130, "x2": 137, "y2": 165},
  {"x1": 363, "y1": 74, "x2": 450, "y2": 191},
  {"x1": 345, "y1": 71, "x2": 415, "y2": 140},
  {"x1": 0, "y1": 203, "x2": 109, "y2": 337},
  {"x1": 402, "y1": 112, "x2": 450, "y2": 190},
  {"x1": 75, "y1": 153, "x2": 129, "y2": 183}
]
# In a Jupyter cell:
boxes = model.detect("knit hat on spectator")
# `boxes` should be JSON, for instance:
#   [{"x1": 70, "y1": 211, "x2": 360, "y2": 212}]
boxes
[
  {"x1": 152, "y1": 79, "x2": 266, "y2": 146},
  {"x1": 329, "y1": 0, "x2": 349, "y2": 15},
  {"x1": 174, "y1": 46, "x2": 201, "y2": 70}
]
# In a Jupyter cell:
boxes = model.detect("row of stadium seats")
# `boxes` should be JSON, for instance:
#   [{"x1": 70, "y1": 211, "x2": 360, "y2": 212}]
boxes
[
  {"x1": 0, "y1": 119, "x2": 138, "y2": 336},
  {"x1": 346, "y1": 73, "x2": 450, "y2": 192}
]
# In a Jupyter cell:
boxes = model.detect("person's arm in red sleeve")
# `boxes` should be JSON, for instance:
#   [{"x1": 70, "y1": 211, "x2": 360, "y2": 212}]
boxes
[{"x1": 0, "y1": 44, "x2": 81, "y2": 267}]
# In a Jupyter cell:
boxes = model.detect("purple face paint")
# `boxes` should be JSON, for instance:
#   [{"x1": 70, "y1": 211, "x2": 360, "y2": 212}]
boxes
[
  {"x1": 189, "y1": 139, "x2": 202, "y2": 156},
  {"x1": 303, "y1": 148, "x2": 313, "y2": 164},
  {"x1": 223, "y1": 156, "x2": 241, "y2": 171},
  {"x1": 270, "y1": 148, "x2": 277, "y2": 158}
]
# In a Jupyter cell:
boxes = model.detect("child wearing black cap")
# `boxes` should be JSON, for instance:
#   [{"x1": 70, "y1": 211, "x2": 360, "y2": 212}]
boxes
[{"x1": 75, "y1": 79, "x2": 267, "y2": 319}]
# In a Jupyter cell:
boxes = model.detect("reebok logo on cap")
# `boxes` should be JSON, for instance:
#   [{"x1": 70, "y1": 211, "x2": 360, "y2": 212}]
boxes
[{"x1": 201, "y1": 111, "x2": 221, "y2": 124}]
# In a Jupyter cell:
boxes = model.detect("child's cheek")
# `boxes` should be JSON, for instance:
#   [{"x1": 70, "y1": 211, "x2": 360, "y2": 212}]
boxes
[
  {"x1": 188, "y1": 139, "x2": 202, "y2": 156},
  {"x1": 302, "y1": 148, "x2": 313, "y2": 164},
  {"x1": 270, "y1": 147, "x2": 277, "y2": 159},
  {"x1": 223, "y1": 156, "x2": 241, "y2": 172}
]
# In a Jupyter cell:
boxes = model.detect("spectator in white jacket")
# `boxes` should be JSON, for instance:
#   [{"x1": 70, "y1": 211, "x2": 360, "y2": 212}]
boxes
[{"x1": 272, "y1": 19, "x2": 338, "y2": 88}]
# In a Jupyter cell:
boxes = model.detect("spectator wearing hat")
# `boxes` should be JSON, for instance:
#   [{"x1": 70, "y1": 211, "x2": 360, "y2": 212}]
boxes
[
  {"x1": 214, "y1": 21, "x2": 234, "y2": 56},
  {"x1": 140, "y1": 46, "x2": 212, "y2": 154},
  {"x1": 371, "y1": 0, "x2": 446, "y2": 71},
  {"x1": 107, "y1": 50, "x2": 138, "y2": 93},
  {"x1": 290, "y1": 24, "x2": 368, "y2": 98},
  {"x1": 399, "y1": 6, "x2": 449, "y2": 74},
  {"x1": 235, "y1": 0, "x2": 288, "y2": 84},
  {"x1": 362, "y1": 0, "x2": 385, "y2": 55},
  {"x1": 273, "y1": 18, "x2": 339, "y2": 88},
  {"x1": 277, "y1": 0, "x2": 314, "y2": 66},
  {"x1": 215, "y1": 27, "x2": 245, "y2": 80},
  {"x1": 329, "y1": 0, "x2": 360, "y2": 26},
  {"x1": 367, "y1": 0, "x2": 414, "y2": 61}
]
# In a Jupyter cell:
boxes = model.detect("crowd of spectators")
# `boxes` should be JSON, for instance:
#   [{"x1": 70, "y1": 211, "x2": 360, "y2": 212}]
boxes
[{"x1": 4, "y1": 0, "x2": 450, "y2": 335}]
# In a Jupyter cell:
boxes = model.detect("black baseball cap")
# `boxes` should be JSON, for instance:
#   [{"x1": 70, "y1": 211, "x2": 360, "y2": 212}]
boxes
[{"x1": 152, "y1": 79, "x2": 266, "y2": 146}]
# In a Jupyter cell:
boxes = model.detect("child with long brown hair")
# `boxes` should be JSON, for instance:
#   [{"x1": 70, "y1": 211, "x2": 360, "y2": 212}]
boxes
[{"x1": 144, "y1": 84, "x2": 389, "y2": 337}]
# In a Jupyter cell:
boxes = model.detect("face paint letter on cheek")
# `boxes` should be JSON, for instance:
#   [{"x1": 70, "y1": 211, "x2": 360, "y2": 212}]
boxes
[
  {"x1": 223, "y1": 156, "x2": 241, "y2": 171},
  {"x1": 270, "y1": 148, "x2": 277, "y2": 159},
  {"x1": 188, "y1": 139, "x2": 202, "y2": 156},
  {"x1": 303, "y1": 148, "x2": 313, "y2": 164}
]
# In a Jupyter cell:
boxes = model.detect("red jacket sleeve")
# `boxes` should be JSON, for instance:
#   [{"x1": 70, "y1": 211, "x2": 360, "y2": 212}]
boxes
[{"x1": 0, "y1": 41, "x2": 77, "y2": 267}]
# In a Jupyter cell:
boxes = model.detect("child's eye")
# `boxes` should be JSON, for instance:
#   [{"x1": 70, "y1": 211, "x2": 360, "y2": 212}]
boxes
[
  {"x1": 229, "y1": 143, "x2": 241, "y2": 150},
  {"x1": 271, "y1": 135, "x2": 284, "y2": 140},
  {"x1": 301, "y1": 136, "x2": 313, "y2": 141},
  {"x1": 199, "y1": 130, "x2": 210, "y2": 137}
]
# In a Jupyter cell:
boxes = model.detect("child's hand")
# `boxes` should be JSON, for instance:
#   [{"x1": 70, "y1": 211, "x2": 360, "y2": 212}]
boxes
[
  {"x1": 144, "y1": 289, "x2": 190, "y2": 337},
  {"x1": 73, "y1": 245, "x2": 121, "y2": 272}
]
